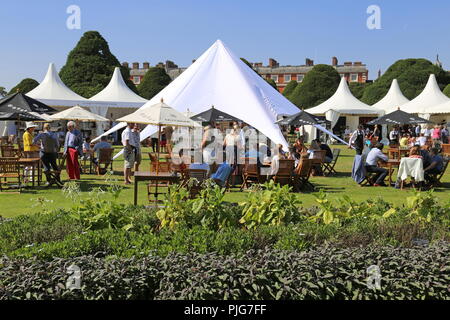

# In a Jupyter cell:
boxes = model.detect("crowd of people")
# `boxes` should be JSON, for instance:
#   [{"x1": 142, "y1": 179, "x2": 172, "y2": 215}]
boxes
[{"x1": 349, "y1": 123, "x2": 447, "y2": 188}]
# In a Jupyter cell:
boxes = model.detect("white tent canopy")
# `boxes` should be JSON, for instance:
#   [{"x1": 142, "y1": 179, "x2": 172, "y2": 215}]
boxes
[
  {"x1": 427, "y1": 100, "x2": 450, "y2": 114},
  {"x1": 89, "y1": 67, "x2": 147, "y2": 104},
  {"x1": 306, "y1": 77, "x2": 383, "y2": 129},
  {"x1": 371, "y1": 79, "x2": 410, "y2": 113},
  {"x1": 93, "y1": 39, "x2": 300, "y2": 148},
  {"x1": 27, "y1": 63, "x2": 88, "y2": 106},
  {"x1": 49, "y1": 105, "x2": 109, "y2": 122},
  {"x1": 400, "y1": 74, "x2": 450, "y2": 115}
]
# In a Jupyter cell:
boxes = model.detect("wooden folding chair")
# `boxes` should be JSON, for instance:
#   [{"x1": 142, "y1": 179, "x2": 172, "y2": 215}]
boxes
[
  {"x1": 148, "y1": 153, "x2": 171, "y2": 172},
  {"x1": 272, "y1": 159, "x2": 295, "y2": 187},
  {"x1": 94, "y1": 148, "x2": 114, "y2": 175},
  {"x1": 0, "y1": 157, "x2": 22, "y2": 193},
  {"x1": 310, "y1": 150, "x2": 326, "y2": 176},
  {"x1": 293, "y1": 158, "x2": 314, "y2": 191},
  {"x1": 186, "y1": 168, "x2": 208, "y2": 198},
  {"x1": 240, "y1": 157, "x2": 263, "y2": 190},
  {"x1": 441, "y1": 144, "x2": 450, "y2": 157},
  {"x1": 388, "y1": 148, "x2": 400, "y2": 160},
  {"x1": 428, "y1": 157, "x2": 449, "y2": 187},
  {"x1": 1, "y1": 145, "x2": 18, "y2": 158},
  {"x1": 322, "y1": 148, "x2": 340, "y2": 176}
]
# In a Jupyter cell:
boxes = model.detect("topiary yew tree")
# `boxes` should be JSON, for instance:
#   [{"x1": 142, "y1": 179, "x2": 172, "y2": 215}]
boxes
[
  {"x1": 7, "y1": 78, "x2": 39, "y2": 95},
  {"x1": 288, "y1": 64, "x2": 340, "y2": 109},
  {"x1": 362, "y1": 58, "x2": 450, "y2": 104},
  {"x1": 59, "y1": 31, "x2": 137, "y2": 98},
  {"x1": 444, "y1": 84, "x2": 450, "y2": 98},
  {"x1": 282, "y1": 80, "x2": 298, "y2": 98},
  {"x1": 137, "y1": 67, "x2": 172, "y2": 100},
  {"x1": 349, "y1": 82, "x2": 371, "y2": 100}
]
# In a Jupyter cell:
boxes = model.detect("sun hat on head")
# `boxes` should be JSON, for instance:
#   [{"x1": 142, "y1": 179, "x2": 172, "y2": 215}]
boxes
[{"x1": 25, "y1": 122, "x2": 38, "y2": 129}]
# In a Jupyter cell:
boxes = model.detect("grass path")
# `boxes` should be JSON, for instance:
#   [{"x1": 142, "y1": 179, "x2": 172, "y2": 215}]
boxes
[{"x1": 0, "y1": 145, "x2": 448, "y2": 218}]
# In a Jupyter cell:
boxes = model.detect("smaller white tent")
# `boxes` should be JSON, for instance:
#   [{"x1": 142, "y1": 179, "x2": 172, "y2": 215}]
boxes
[
  {"x1": 27, "y1": 63, "x2": 88, "y2": 106},
  {"x1": 90, "y1": 67, "x2": 147, "y2": 104},
  {"x1": 400, "y1": 74, "x2": 450, "y2": 117},
  {"x1": 306, "y1": 77, "x2": 382, "y2": 131},
  {"x1": 371, "y1": 79, "x2": 409, "y2": 113}
]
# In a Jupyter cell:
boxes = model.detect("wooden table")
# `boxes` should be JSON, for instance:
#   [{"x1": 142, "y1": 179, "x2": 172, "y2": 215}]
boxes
[
  {"x1": 133, "y1": 171, "x2": 180, "y2": 205},
  {"x1": 18, "y1": 158, "x2": 42, "y2": 187},
  {"x1": 380, "y1": 159, "x2": 400, "y2": 186}
]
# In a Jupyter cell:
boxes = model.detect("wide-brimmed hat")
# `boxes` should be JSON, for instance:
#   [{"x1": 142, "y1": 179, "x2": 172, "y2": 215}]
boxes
[{"x1": 25, "y1": 122, "x2": 38, "y2": 129}]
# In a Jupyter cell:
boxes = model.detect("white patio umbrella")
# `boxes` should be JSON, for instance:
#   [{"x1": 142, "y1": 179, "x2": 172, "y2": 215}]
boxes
[
  {"x1": 49, "y1": 105, "x2": 109, "y2": 122},
  {"x1": 116, "y1": 98, "x2": 200, "y2": 173}
]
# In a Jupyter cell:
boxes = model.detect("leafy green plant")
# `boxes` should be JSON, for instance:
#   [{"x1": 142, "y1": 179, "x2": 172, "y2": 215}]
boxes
[{"x1": 239, "y1": 181, "x2": 302, "y2": 229}]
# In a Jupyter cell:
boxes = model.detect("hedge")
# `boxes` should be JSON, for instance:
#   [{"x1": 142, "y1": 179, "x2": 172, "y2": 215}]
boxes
[{"x1": 1, "y1": 244, "x2": 449, "y2": 300}]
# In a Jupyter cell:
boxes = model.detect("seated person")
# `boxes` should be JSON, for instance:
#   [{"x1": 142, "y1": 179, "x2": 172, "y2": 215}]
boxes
[
  {"x1": 307, "y1": 140, "x2": 321, "y2": 159},
  {"x1": 424, "y1": 148, "x2": 444, "y2": 182},
  {"x1": 409, "y1": 145, "x2": 422, "y2": 158},
  {"x1": 92, "y1": 136, "x2": 112, "y2": 165},
  {"x1": 270, "y1": 144, "x2": 285, "y2": 176},
  {"x1": 211, "y1": 162, "x2": 233, "y2": 187},
  {"x1": 399, "y1": 134, "x2": 409, "y2": 147},
  {"x1": 315, "y1": 138, "x2": 333, "y2": 163},
  {"x1": 82, "y1": 137, "x2": 91, "y2": 160},
  {"x1": 287, "y1": 147, "x2": 301, "y2": 167},
  {"x1": 365, "y1": 142, "x2": 389, "y2": 187},
  {"x1": 419, "y1": 148, "x2": 432, "y2": 168},
  {"x1": 416, "y1": 133, "x2": 427, "y2": 146},
  {"x1": 293, "y1": 138, "x2": 307, "y2": 153}
]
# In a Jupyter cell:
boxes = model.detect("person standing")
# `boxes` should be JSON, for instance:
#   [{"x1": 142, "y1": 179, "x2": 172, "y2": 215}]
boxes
[
  {"x1": 441, "y1": 125, "x2": 449, "y2": 144},
  {"x1": 132, "y1": 123, "x2": 142, "y2": 172},
  {"x1": 22, "y1": 122, "x2": 40, "y2": 183},
  {"x1": 63, "y1": 121, "x2": 83, "y2": 180},
  {"x1": 122, "y1": 122, "x2": 138, "y2": 184},
  {"x1": 33, "y1": 123, "x2": 61, "y2": 186},
  {"x1": 349, "y1": 125, "x2": 365, "y2": 155},
  {"x1": 389, "y1": 126, "x2": 399, "y2": 145}
]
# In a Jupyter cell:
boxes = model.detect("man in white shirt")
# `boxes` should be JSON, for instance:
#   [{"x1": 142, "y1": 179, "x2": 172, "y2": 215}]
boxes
[
  {"x1": 416, "y1": 133, "x2": 427, "y2": 146},
  {"x1": 421, "y1": 126, "x2": 431, "y2": 138},
  {"x1": 365, "y1": 142, "x2": 389, "y2": 186},
  {"x1": 121, "y1": 123, "x2": 139, "y2": 184}
]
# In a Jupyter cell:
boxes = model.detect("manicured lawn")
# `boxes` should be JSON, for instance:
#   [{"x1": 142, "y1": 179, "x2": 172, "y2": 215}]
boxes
[{"x1": 0, "y1": 145, "x2": 448, "y2": 218}]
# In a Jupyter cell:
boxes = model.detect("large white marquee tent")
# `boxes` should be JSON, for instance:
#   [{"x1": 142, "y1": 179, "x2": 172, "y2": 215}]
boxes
[
  {"x1": 399, "y1": 74, "x2": 450, "y2": 119},
  {"x1": 94, "y1": 39, "x2": 301, "y2": 149}
]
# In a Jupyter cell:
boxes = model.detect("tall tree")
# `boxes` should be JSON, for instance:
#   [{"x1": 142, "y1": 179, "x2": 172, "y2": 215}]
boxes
[
  {"x1": 349, "y1": 82, "x2": 371, "y2": 100},
  {"x1": 137, "y1": 67, "x2": 172, "y2": 100},
  {"x1": 444, "y1": 84, "x2": 450, "y2": 98},
  {"x1": 7, "y1": 78, "x2": 39, "y2": 95},
  {"x1": 362, "y1": 58, "x2": 450, "y2": 104},
  {"x1": 0, "y1": 86, "x2": 7, "y2": 97},
  {"x1": 288, "y1": 64, "x2": 340, "y2": 109},
  {"x1": 59, "y1": 31, "x2": 137, "y2": 98},
  {"x1": 282, "y1": 80, "x2": 298, "y2": 98}
]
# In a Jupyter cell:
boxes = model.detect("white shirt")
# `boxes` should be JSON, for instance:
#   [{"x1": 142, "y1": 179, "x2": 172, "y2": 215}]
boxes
[
  {"x1": 270, "y1": 155, "x2": 281, "y2": 175},
  {"x1": 417, "y1": 136, "x2": 427, "y2": 146},
  {"x1": 421, "y1": 128, "x2": 431, "y2": 137},
  {"x1": 365, "y1": 148, "x2": 388, "y2": 166},
  {"x1": 389, "y1": 130, "x2": 398, "y2": 140},
  {"x1": 121, "y1": 127, "x2": 139, "y2": 148}
]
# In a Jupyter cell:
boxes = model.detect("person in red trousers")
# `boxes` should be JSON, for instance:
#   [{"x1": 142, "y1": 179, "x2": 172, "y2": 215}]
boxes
[{"x1": 63, "y1": 121, "x2": 83, "y2": 180}]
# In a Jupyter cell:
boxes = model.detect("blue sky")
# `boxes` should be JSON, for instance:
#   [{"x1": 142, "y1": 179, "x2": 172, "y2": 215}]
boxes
[{"x1": 0, "y1": 0, "x2": 448, "y2": 90}]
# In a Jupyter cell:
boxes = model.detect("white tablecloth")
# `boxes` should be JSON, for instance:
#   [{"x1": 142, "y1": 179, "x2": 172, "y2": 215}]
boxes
[{"x1": 397, "y1": 158, "x2": 424, "y2": 182}]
